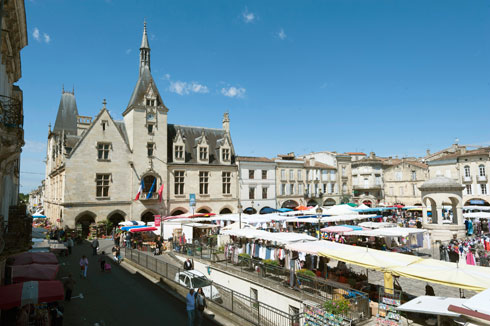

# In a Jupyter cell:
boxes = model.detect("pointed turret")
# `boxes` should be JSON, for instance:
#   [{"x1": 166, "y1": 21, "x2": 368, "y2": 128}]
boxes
[
  {"x1": 139, "y1": 20, "x2": 150, "y2": 75},
  {"x1": 53, "y1": 88, "x2": 79, "y2": 135}
]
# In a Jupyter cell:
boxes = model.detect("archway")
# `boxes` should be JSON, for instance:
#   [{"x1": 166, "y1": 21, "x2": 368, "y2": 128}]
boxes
[
  {"x1": 281, "y1": 200, "x2": 299, "y2": 209},
  {"x1": 464, "y1": 198, "x2": 490, "y2": 206},
  {"x1": 307, "y1": 199, "x2": 318, "y2": 207},
  {"x1": 197, "y1": 207, "x2": 210, "y2": 214},
  {"x1": 323, "y1": 198, "x2": 336, "y2": 207},
  {"x1": 141, "y1": 210, "x2": 156, "y2": 224},
  {"x1": 243, "y1": 207, "x2": 257, "y2": 215},
  {"x1": 259, "y1": 206, "x2": 275, "y2": 214},
  {"x1": 362, "y1": 200, "x2": 372, "y2": 207},
  {"x1": 171, "y1": 208, "x2": 187, "y2": 216},
  {"x1": 219, "y1": 207, "x2": 232, "y2": 215},
  {"x1": 75, "y1": 212, "x2": 96, "y2": 238},
  {"x1": 423, "y1": 196, "x2": 438, "y2": 224},
  {"x1": 107, "y1": 211, "x2": 126, "y2": 234}
]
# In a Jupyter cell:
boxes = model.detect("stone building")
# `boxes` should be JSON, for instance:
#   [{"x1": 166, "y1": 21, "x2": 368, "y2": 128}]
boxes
[
  {"x1": 383, "y1": 159, "x2": 428, "y2": 206},
  {"x1": 275, "y1": 153, "x2": 308, "y2": 208},
  {"x1": 43, "y1": 23, "x2": 237, "y2": 232},
  {"x1": 351, "y1": 152, "x2": 384, "y2": 207},
  {"x1": 0, "y1": 0, "x2": 28, "y2": 255},
  {"x1": 427, "y1": 147, "x2": 490, "y2": 206},
  {"x1": 237, "y1": 156, "x2": 277, "y2": 214}
]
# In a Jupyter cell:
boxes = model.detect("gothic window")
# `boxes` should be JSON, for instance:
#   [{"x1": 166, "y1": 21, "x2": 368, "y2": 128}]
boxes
[
  {"x1": 147, "y1": 123, "x2": 154, "y2": 134},
  {"x1": 222, "y1": 172, "x2": 231, "y2": 194},
  {"x1": 97, "y1": 143, "x2": 111, "y2": 160},
  {"x1": 174, "y1": 171, "x2": 185, "y2": 195},
  {"x1": 199, "y1": 147, "x2": 208, "y2": 161},
  {"x1": 96, "y1": 174, "x2": 110, "y2": 198},
  {"x1": 143, "y1": 175, "x2": 157, "y2": 193},
  {"x1": 199, "y1": 171, "x2": 209, "y2": 195},
  {"x1": 175, "y1": 145, "x2": 184, "y2": 160},
  {"x1": 222, "y1": 148, "x2": 230, "y2": 162},
  {"x1": 147, "y1": 143, "x2": 154, "y2": 157}
]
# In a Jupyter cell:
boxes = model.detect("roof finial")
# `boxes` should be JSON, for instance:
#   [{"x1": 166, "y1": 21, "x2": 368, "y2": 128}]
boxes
[
  {"x1": 102, "y1": 98, "x2": 107, "y2": 109},
  {"x1": 72, "y1": 85, "x2": 75, "y2": 95},
  {"x1": 62, "y1": 84, "x2": 64, "y2": 93}
]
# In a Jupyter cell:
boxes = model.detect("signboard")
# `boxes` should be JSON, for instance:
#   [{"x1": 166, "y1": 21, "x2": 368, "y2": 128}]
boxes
[
  {"x1": 154, "y1": 215, "x2": 161, "y2": 227},
  {"x1": 470, "y1": 199, "x2": 485, "y2": 205},
  {"x1": 189, "y1": 193, "x2": 196, "y2": 207}
]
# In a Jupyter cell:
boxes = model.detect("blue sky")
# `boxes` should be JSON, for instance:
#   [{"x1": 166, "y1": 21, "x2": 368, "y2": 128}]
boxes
[{"x1": 20, "y1": 0, "x2": 490, "y2": 192}]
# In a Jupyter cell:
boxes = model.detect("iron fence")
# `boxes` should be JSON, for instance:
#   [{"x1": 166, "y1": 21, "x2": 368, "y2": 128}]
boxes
[{"x1": 124, "y1": 247, "x2": 297, "y2": 326}]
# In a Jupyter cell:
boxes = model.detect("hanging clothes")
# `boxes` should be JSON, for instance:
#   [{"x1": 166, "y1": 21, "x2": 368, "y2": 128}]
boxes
[{"x1": 466, "y1": 250, "x2": 476, "y2": 265}]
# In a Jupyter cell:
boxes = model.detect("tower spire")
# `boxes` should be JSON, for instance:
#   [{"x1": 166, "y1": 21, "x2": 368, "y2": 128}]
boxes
[{"x1": 139, "y1": 20, "x2": 150, "y2": 75}]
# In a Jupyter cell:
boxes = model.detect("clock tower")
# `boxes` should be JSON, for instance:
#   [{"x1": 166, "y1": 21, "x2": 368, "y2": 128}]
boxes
[{"x1": 123, "y1": 22, "x2": 168, "y2": 213}]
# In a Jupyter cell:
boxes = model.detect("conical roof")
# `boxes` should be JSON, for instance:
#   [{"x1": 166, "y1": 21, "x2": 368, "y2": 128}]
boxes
[
  {"x1": 126, "y1": 66, "x2": 164, "y2": 109},
  {"x1": 140, "y1": 21, "x2": 149, "y2": 49},
  {"x1": 53, "y1": 91, "x2": 78, "y2": 135}
]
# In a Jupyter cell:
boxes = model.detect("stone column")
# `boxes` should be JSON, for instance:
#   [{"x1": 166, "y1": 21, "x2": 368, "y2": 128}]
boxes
[
  {"x1": 456, "y1": 205, "x2": 464, "y2": 226},
  {"x1": 422, "y1": 206, "x2": 428, "y2": 224},
  {"x1": 437, "y1": 207, "x2": 443, "y2": 225}
]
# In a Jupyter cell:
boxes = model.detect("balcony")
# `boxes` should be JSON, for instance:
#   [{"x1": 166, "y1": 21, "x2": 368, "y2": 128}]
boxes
[
  {"x1": 478, "y1": 175, "x2": 488, "y2": 182},
  {"x1": 462, "y1": 175, "x2": 473, "y2": 183},
  {"x1": 139, "y1": 192, "x2": 159, "y2": 201},
  {"x1": 353, "y1": 184, "x2": 382, "y2": 190},
  {"x1": 0, "y1": 95, "x2": 23, "y2": 129}
]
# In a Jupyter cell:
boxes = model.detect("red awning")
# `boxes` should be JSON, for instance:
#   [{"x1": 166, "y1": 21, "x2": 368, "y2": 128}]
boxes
[
  {"x1": 11, "y1": 264, "x2": 59, "y2": 283},
  {"x1": 0, "y1": 281, "x2": 64, "y2": 309},
  {"x1": 11, "y1": 252, "x2": 58, "y2": 266},
  {"x1": 129, "y1": 226, "x2": 158, "y2": 233}
]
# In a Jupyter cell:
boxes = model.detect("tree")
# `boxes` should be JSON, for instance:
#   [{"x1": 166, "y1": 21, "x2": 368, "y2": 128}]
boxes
[{"x1": 18, "y1": 193, "x2": 29, "y2": 204}]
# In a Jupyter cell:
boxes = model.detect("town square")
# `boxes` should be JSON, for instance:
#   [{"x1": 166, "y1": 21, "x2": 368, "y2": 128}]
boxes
[{"x1": 1, "y1": 1, "x2": 490, "y2": 325}]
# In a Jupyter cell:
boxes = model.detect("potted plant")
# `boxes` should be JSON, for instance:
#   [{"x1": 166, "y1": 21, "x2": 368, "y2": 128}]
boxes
[{"x1": 324, "y1": 297, "x2": 351, "y2": 318}]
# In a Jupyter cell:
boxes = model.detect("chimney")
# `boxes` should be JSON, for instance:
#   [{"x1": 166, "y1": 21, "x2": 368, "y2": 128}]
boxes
[
  {"x1": 222, "y1": 112, "x2": 230, "y2": 133},
  {"x1": 426, "y1": 149, "x2": 431, "y2": 156},
  {"x1": 369, "y1": 152, "x2": 375, "y2": 159},
  {"x1": 461, "y1": 147, "x2": 467, "y2": 155}
]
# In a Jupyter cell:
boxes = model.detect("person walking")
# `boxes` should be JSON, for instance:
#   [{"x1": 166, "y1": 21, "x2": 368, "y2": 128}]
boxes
[
  {"x1": 112, "y1": 245, "x2": 121, "y2": 264},
  {"x1": 92, "y1": 237, "x2": 99, "y2": 256},
  {"x1": 186, "y1": 289, "x2": 197, "y2": 326},
  {"x1": 184, "y1": 258, "x2": 193, "y2": 271},
  {"x1": 79, "y1": 255, "x2": 89, "y2": 278},
  {"x1": 196, "y1": 288, "x2": 207, "y2": 326},
  {"x1": 67, "y1": 237, "x2": 74, "y2": 255},
  {"x1": 63, "y1": 273, "x2": 76, "y2": 301}
]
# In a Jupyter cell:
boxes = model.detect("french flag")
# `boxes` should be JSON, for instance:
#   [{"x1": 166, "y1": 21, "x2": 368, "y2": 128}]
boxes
[
  {"x1": 134, "y1": 179, "x2": 144, "y2": 201},
  {"x1": 158, "y1": 184, "x2": 164, "y2": 203}
]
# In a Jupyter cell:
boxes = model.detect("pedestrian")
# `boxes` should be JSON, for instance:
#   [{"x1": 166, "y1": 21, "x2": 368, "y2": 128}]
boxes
[
  {"x1": 67, "y1": 237, "x2": 74, "y2": 255},
  {"x1": 115, "y1": 232, "x2": 120, "y2": 247},
  {"x1": 112, "y1": 245, "x2": 121, "y2": 264},
  {"x1": 184, "y1": 258, "x2": 193, "y2": 271},
  {"x1": 63, "y1": 273, "x2": 76, "y2": 301},
  {"x1": 196, "y1": 287, "x2": 207, "y2": 326},
  {"x1": 125, "y1": 232, "x2": 131, "y2": 248},
  {"x1": 425, "y1": 284, "x2": 435, "y2": 296},
  {"x1": 92, "y1": 237, "x2": 99, "y2": 256},
  {"x1": 79, "y1": 255, "x2": 88, "y2": 278},
  {"x1": 99, "y1": 252, "x2": 106, "y2": 272},
  {"x1": 186, "y1": 289, "x2": 197, "y2": 326}
]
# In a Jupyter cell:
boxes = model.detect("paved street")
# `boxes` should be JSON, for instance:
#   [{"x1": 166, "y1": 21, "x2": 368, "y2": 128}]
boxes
[{"x1": 57, "y1": 239, "x2": 218, "y2": 326}]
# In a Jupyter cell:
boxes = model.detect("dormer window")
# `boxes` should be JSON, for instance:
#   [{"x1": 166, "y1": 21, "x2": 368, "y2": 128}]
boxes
[
  {"x1": 175, "y1": 145, "x2": 184, "y2": 160},
  {"x1": 222, "y1": 148, "x2": 230, "y2": 162},
  {"x1": 146, "y1": 99, "x2": 156, "y2": 106},
  {"x1": 199, "y1": 147, "x2": 208, "y2": 161}
]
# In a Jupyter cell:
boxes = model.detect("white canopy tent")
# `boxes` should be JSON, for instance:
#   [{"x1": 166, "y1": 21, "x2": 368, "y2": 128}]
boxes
[
  {"x1": 463, "y1": 212, "x2": 490, "y2": 219},
  {"x1": 358, "y1": 222, "x2": 396, "y2": 229},
  {"x1": 396, "y1": 296, "x2": 464, "y2": 317},
  {"x1": 347, "y1": 227, "x2": 427, "y2": 238},
  {"x1": 221, "y1": 229, "x2": 317, "y2": 245}
]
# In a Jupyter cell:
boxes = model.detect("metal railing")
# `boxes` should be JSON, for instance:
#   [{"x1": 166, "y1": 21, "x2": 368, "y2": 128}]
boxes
[
  {"x1": 0, "y1": 94, "x2": 23, "y2": 128},
  {"x1": 176, "y1": 244, "x2": 369, "y2": 323},
  {"x1": 124, "y1": 247, "x2": 296, "y2": 326}
]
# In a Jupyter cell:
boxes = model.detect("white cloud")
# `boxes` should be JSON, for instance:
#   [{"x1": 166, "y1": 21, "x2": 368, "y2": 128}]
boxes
[
  {"x1": 242, "y1": 8, "x2": 256, "y2": 23},
  {"x1": 221, "y1": 86, "x2": 246, "y2": 98},
  {"x1": 43, "y1": 33, "x2": 50, "y2": 43},
  {"x1": 169, "y1": 81, "x2": 209, "y2": 95},
  {"x1": 278, "y1": 28, "x2": 287, "y2": 40},
  {"x1": 32, "y1": 27, "x2": 40, "y2": 41},
  {"x1": 125, "y1": 48, "x2": 132, "y2": 55},
  {"x1": 32, "y1": 27, "x2": 50, "y2": 43}
]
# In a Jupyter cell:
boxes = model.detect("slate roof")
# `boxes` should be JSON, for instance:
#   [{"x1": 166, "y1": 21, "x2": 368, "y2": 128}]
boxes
[
  {"x1": 53, "y1": 91, "x2": 78, "y2": 135},
  {"x1": 167, "y1": 124, "x2": 235, "y2": 164},
  {"x1": 113, "y1": 121, "x2": 130, "y2": 147},
  {"x1": 126, "y1": 66, "x2": 164, "y2": 110}
]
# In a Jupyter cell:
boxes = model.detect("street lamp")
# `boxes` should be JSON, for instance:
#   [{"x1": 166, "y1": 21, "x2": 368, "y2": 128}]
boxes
[
  {"x1": 316, "y1": 206, "x2": 323, "y2": 239},
  {"x1": 238, "y1": 201, "x2": 243, "y2": 229}
]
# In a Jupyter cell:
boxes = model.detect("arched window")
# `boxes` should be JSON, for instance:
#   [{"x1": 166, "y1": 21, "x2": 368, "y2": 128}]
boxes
[
  {"x1": 464, "y1": 166, "x2": 470, "y2": 177},
  {"x1": 479, "y1": 165, "x2": 486, "y2": 177},
  {"x1": 143, "y1": 175, "x2": 157, "y2": 193}
]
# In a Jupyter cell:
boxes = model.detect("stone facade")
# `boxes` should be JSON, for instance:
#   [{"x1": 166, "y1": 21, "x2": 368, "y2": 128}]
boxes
[
  {"x1": 237, "y1": 156, "x2": 277, "y2": 213},
  {"x1": 383, "y1": 159, "x2": 428, "y2": 206},
  {"x1": 43, "y1": 24, "x2": 237, "y2": 230},
  {"x1": 275, "y1": 153, "x2": 308, "y2": 208}
]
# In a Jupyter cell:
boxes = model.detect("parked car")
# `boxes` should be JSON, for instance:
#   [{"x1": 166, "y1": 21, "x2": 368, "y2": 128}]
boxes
[{"x1": 174, "y1": 270, "x2": 222, "y2": 303}]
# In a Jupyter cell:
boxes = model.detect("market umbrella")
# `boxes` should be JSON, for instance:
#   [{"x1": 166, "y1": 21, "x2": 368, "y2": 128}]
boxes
[
  {"x1": 11, "y1": 264, "x2": 59, "y2": 283},
  {"x1": 336, "y1": 224, "x2": 363, "y2": 231},
  {"x1": 277, "y1": 208, "x2": 293, "y2": 212},
  {"x1": 32, "y1": 212, "x2": 46, "y2": 218},
  {"x1": 129, "y1": 226, "x2": 158, "y2": 233},
  {"x1": 259, "y1": 207, "x2": 278, "y2": 214},
  {"x1": 0, "y1": 281, "x2": 64, "y2": 310},
  {"x1": 10, "y1": 252, "x2": 58, "y2": 266},
  {"x1": 295, "y1": 206, "x2": 309, "y2": 211},
  {"x1": 320, "y1": 226, "x2": 354, "y2": 233}
]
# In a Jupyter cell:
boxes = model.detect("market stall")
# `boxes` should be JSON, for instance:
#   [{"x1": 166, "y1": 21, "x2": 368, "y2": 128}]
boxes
[
  {"x1": 11, "y1": 264, "x2": 59, "y2": 283},
  {"x1": 0, "y1": 280, "x2": 64, "y2": 309},
  {"x1": 10, "y1": 252, "x2": 58, "y2": 266}
]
